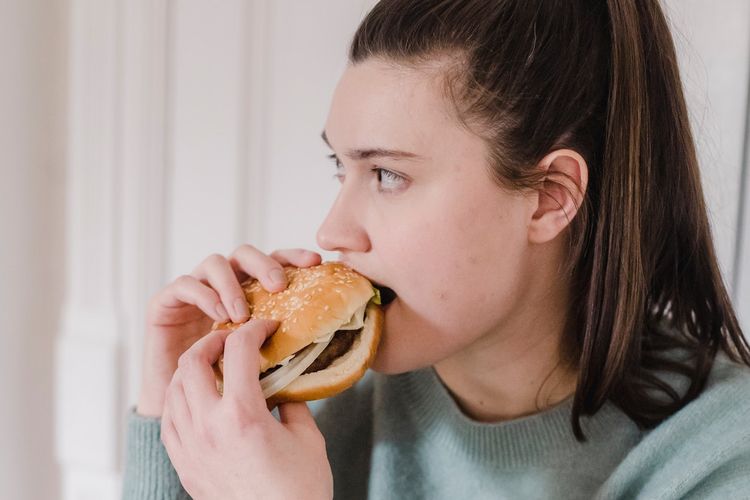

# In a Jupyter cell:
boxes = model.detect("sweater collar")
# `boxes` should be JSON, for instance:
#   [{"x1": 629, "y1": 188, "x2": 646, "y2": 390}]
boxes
[{"x1": 391, "y1": 366, "x2": 638, "y2": 466}]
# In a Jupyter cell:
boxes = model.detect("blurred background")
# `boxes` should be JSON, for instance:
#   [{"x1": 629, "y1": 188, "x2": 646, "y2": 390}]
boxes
[{"x1": 1, "y1": 1, "x2": 748, "y2": 499}]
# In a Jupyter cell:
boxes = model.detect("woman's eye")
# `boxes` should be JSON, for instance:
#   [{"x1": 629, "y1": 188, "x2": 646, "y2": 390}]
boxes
[
  {"x1": 373, "y1": 167, "x2": 407, "y2": 192},
  {"x1": 329, "y1": 154, "x2": 345, "y2": 183},
  {"x1": 327, "y1": 154, "x2": 408, "y2": 193}
]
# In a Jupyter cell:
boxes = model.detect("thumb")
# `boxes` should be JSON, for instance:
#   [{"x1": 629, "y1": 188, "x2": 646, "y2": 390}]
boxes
[{"x1": 222, "y1": 318, "x2": 278, "y2": 408}]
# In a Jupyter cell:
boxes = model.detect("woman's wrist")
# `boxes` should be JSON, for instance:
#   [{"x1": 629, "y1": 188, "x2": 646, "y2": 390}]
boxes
[
  {"x1": 136, "y1": 392, "x2": 165, "y2": 418},
  {"x1": 136, "y1": 375, "x2": 170, "y2": 418}
]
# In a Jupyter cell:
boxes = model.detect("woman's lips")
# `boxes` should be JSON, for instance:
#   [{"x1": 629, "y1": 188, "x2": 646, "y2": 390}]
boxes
[{"x1": 341, "y1": 264, "x2": 397, "y2": 306}]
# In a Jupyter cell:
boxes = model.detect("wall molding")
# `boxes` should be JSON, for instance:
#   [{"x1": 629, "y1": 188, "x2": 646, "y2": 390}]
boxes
[
  {"x1": 118, "y1": 0, "x2": 170, "y2": 410},
  {"x1": 239, "y1": 0, "x2": 270, "y2": 250},
  {"x1": 56, "y1": 0, "x2": 122, "y2": 498},
  {"x1": 56, "y1": 0, "x2": 170, "y2": 498}
]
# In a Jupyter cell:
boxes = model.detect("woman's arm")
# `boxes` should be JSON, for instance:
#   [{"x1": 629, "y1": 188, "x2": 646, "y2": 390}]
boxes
[{"x1": 122, "y1": 409, "x2": 191, "y2": 500}]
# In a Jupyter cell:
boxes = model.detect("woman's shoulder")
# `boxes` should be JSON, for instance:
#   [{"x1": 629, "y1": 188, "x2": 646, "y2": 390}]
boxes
[
  {"x1": 705, "y1": 352, "x2": 750, "y2": 392},
  {"x1": 690, "y1": 353, "x2": 750, "y2": 427},
  {"x1": 648, "y1": 353, "x2": 750, "y2": 455},
  {"x1": 597, "y1": 355, "x2": 750, "y2": 499}
]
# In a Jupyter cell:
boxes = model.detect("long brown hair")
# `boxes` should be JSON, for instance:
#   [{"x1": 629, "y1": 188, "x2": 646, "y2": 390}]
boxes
[{"x1": 350, "y1": 0, "x2": 750, "y2": 439}]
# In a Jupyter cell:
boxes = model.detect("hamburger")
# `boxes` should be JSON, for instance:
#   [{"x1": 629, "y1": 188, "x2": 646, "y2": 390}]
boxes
[{"x1": 212, "y1": 261, "x2": 384, "y2": 406}]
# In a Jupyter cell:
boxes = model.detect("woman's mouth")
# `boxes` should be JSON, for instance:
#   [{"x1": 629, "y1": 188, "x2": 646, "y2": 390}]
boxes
[{"x1": 373, "y1": 284, "x2": 398, "y2": 307}]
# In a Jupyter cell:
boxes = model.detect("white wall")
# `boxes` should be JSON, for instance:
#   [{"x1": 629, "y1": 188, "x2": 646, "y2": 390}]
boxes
[
  {"x1": 739, "y1": 108, "x2": 750, "y2": 327},
  {"x1": 163, "y1": 0, "x2": 377, "y2": 279},
  {"x1": 664, "y1": 0, "x2": 750, "y2": 297},
  {"x1": 0, "y1": 1, "x2": 746, "y2": 499},
  {"x1": 0, "y1": 1, "x2": 67, "y2": 499}
]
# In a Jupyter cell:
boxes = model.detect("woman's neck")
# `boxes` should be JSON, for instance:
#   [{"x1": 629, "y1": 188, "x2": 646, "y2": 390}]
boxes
[{"x1": 433, "y1": 264, "x2": 577, "y2": 422}]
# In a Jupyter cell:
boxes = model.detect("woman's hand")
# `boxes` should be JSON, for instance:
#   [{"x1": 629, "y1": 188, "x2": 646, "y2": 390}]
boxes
[
  {"x1": 161, "y1": 319, "x2": 333, "y2": 500},
  {"x1": 137, "y1": 245, "x2": 322, "y2": 417}
]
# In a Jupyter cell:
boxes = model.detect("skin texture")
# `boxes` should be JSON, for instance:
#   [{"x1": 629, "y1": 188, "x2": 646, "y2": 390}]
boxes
[{"x1": 140, "y1": 57, "x2": 588, "y2": 498}]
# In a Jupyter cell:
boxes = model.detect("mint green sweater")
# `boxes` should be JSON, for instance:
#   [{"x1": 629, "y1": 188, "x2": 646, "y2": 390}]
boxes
[{"x1": 123, "y1": 355, "x2": 750, "y2": 499}]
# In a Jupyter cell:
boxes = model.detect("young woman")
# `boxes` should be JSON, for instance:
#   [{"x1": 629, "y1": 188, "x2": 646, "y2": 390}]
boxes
[{"x1": 124, "y1": 1, "x2": 750, "y2": 498}]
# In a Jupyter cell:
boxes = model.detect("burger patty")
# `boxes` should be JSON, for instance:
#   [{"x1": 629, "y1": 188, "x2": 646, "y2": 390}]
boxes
[
  {"x1": 259, "y1": 328, "x2": 362, "y2": 380},
  {"x1": 303, "y1": 328, "x2": 359, "y2": 374}
]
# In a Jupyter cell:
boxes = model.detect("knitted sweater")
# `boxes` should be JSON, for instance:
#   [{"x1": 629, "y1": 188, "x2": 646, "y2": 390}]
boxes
[{"x1": 123, "y1": 355, "x2": 750, "y2": 499}]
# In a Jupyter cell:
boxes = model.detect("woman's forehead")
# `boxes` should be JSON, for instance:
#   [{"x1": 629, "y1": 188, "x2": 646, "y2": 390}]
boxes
[{"x1": 324, "y1": 60, "x2": 463, "y2": 153}]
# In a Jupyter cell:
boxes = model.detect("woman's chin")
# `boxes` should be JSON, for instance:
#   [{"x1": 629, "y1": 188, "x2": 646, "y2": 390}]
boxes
[{"x1": 371, "y1": 298, "x2": 444, "y2": 375}]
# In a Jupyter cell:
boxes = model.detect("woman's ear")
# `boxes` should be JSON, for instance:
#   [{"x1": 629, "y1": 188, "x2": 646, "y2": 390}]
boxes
[{"x1": 528, "y1": 149, "x2": 588, "y2": 244}]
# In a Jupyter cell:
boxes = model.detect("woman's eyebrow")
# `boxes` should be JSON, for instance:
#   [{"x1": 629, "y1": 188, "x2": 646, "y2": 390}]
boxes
[{"x1": 321, "y1": 130, "x2": 423, "y2": 161}]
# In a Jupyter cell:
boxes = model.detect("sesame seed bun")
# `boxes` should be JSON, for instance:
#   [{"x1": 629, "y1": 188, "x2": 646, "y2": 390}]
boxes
[
  {"x1": 266, "y1": 301, "x2": 382, "y2": 406},
  {"x1": 212, "y1": 261, "x2": 383, "y2": 404}
]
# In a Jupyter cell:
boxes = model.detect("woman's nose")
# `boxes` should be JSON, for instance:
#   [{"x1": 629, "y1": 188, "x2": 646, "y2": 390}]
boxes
[{"x1": 316, "y1": 189, "x2": 371, "y2": 254}]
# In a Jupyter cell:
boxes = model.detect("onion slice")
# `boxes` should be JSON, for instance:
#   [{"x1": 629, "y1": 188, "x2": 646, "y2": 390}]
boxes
[{"x1": 260, "y1": 336, "x2": 333, "y2": 399}]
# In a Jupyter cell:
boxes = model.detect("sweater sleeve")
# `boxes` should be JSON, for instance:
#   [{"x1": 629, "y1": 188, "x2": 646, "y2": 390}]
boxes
[
  {"x1": 313, "y1": 374, "x2": 375, "y2": 499},
  {"x1": 122, "y1": 408, "x2": 192, "y2": 500}
]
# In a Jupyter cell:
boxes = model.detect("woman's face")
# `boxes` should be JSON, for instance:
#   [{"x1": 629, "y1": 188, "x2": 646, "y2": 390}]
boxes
[{"x1": 318, "y1": 59, "x2": 538, "y2": 374}]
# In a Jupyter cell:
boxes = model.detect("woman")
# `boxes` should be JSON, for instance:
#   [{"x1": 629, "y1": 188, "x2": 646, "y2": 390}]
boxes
[{"x1": 124, "y1": 1, "x2": 750, "y2": 498}]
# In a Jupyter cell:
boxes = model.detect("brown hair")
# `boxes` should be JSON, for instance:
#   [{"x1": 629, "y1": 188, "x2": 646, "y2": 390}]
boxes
[{"x1": 350, "y1": 0, "x2": 750, "y2": 439}]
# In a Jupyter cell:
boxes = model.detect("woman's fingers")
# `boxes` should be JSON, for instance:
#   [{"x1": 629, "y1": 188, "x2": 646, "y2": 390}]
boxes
[
  {"x1": 177, "y1": 329, "x2": 229, "y2": 415},
  {"x1": 277, "y1": 401, "x2": 316, "y2": 427},
  {"x1": 192, "y1": 254, "x2": 250, "y2": 323},
  {"x1": 269, "y1": 248, "x2": 322, "y2": 268},
  {"x1": 228, "y1": 246, "x2": 321, "y2": 292},
  {"x1": 159, "y1": 246, "x2": 321, "y2": 326},
  {"x1": 165, "y1": 373, "x2": 194, "y2": 436},
  {"x1": 277, "y1": 402, "x2": 325, "y2": 446},
  {"x1": 229, "y1": 244, "x2": 289, "y2": 293},
  {"x1": 154, "y1": 275, "x2": 229, "y2": 323},
  {"x1": 161, "y1": 391, "x2": 182, "y2": 451},
  {"x1": 222, "y1": 319, "x2": 279, "y2": 415}
]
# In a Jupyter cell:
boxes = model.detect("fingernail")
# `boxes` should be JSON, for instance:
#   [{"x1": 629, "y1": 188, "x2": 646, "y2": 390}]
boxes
[
  {"x1": 269, "y1": 268, "x2": 286, "y2": 286},
  {"x1": 216, "y1": 303, "x2": 229, "y2": 320},
  {"x1": 234, "y1": 297, "x2": 249, "y2": 318}
]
